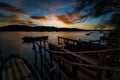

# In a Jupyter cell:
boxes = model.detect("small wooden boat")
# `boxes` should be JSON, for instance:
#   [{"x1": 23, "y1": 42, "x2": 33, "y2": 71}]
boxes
[
  {"x1": 86, "y1": 32, "x2": 93, "y2": 36},
  {"x1": 22, "y1": 36, "x2": 48, "y2": 42},
  {"x1": 0, "y1": 55, "x2": 41, "y2": 80}
]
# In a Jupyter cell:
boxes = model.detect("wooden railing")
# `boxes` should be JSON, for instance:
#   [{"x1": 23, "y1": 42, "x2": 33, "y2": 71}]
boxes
[
  {"x1": 32, "y1": 37, "x2": 120, "y2": 80},
  {"x1": 32, "y1": 40, "x2": 71, "y2": 80}
]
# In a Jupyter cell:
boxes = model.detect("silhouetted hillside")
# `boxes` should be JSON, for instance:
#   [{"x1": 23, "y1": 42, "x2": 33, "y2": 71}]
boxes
[{"x1": 0, "y1": 25, "x2": 84, "y2": 31}]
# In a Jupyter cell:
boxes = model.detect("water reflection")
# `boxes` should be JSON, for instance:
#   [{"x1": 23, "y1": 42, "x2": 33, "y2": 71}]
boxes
[{"x1": 0, "y1": 31, "x2": 104, "y2": 64}]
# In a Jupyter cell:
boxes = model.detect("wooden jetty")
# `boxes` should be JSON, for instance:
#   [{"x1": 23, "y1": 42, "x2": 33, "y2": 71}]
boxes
[
  {"x1": 58, "y1": 37, "x2": 110, "y2": 51},
  {"x1": 31, "y1": 36, "x2": 120, "y2": 80},
  {"x1": 0, "y1": 55, "x2": 41, "y2": 80}
]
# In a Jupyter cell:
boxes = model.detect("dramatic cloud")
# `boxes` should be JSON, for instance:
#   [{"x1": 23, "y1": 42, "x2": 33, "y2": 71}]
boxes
[
  {"x1": 31, "y1": 16, "x2": 50, "y2": 21},
  {"x1": 5, "y1": 0, "x2": 75, "y2": 16},
  {"x1": 0, "y1": 13, "x2": 9, "y2": 18},
  {"x1": 0, "y1": 0, "x2": 91, "y2": 29},
  {"x1": 11, "y1": 14, "x2": 23, "y2": 20},
  {"x1": 0, "y1": 2, "x2": 27, "y2": 14},
  {"x1": 0, "y1": 13, "x2": 25, "y2": 24},
  {"x1": 56, "y1": 13, "x2": 80, "y2": 24},
  {"x1": 0, "y1": 0, "x2": 79, "y2": 27},
  {"x1": 31, "y1": 13, "x2": 80, "y2": 24},
  {"x1": 0, "y1": 13, "x2": 12, "y2": 22},
  {"x1": 0, "y1": 13, "x2": 37, "y2": 26},
  {"x1": 29, "y1": 13, "x2": 81, "y2": 27}
]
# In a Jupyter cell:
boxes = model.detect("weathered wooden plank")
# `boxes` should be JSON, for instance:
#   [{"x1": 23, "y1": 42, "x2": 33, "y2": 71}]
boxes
[
  {"x1": 62, "y1": 48, "x2": 97, "y2": 65},
  {"x1": 49, "y1": 48, "x2": 120, "y2": 55},
  {"x1": 72, "y1": 63, "x2": 120, "y2": 72}
]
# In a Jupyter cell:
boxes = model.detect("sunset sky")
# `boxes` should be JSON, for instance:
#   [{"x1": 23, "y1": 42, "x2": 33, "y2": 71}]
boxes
[{"x1": 0, "y1": 0, "x2": 110, "y2": 29}]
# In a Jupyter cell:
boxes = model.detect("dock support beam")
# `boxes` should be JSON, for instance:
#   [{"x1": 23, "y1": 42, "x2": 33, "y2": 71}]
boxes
[
  {"x1": 58, "y1": 37, "x2": 60, "y2": 45},
  {"x1": 72, "y1": 65, "x2": 78, "y2": 80},
  {"x1": 96, "y1": 53, "x2": 106, "y2": 80}
]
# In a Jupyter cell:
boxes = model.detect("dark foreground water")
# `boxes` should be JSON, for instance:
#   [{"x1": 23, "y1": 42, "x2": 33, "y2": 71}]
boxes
[{"x1": 0, "y1": 31, "x2": 106, "y2": 79}]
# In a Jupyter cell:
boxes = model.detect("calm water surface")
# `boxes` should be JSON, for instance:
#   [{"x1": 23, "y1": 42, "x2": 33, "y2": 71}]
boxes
[{"x1": 0, "y1": 31, "x2": 104, "y2": 65}]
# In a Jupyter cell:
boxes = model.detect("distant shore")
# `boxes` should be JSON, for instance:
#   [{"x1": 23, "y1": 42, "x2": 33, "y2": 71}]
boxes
[{"x1": 0, "y1": 25, "x2": 114, "y2": 31}]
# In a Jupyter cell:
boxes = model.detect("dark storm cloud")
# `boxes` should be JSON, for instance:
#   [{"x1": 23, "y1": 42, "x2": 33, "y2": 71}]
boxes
[{"x1": 0, "y1": 2, "x2": 27, "y2": 14}]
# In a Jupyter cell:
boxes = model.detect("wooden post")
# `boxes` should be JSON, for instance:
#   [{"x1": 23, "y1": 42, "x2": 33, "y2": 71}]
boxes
[
  {"x1": 73, "y1": 41, "x2": 75, "y2": 46},
  {"x1": 64, "y1": 39, "x2": 66, "y2": 44},
  {"x1": 89, "y1": 40, "x2": 92, "y2": 49},
  {"x1": 39, "y1": 40, "x2": 45, "y2": 80},
  {"x1": 0, "y1": 48, "x2": 4, "y2": 64},
  {"x1": 49, "y1": 44, "x2": 53, "y2": 67},
  {"x1": 39, "y1": 40, "x2": 42, "y2": 53},
  {"x1": 0, "y1": 48, "x2": 1, "y2": 54},
  {"x1": 58, "y1": 59, "x2": 62, "y2": 68},
  {"x1": 66, "y1": 40, "x2": 68, "y2": 45},
  {"x1": 50, "y1": 70, "x2": 54, "y2": 80},
  {"x1": 43, "y1": 40, "x2": 47, "y2": 65},
  {"x1": 34, "y1": 46, "x2": 38, "y2": 69},
  {"x1": 96, "y1": 52, "x2": 106, "y2": 80},
  {"x1": 49, "y1": 44, "x2": 56, "y2": 80},
  {"x1": 39, "y1": 40, "x2": 43, "y2": 72},
  {"x1": 99, "y1": 40, "x2": 101, "y2": 49},
  {"x1": 32, "y1": 42, "x2": 37, "y2": 69},
  {"x1": 72, "y1": 65, "x2": 78, "y2": 80},
  {"x1": 32, "y1": 42, "x2": 36, "y2": 50},
  {"x1": 58, "y1": 37, "x2": 60, "y2": 45}
]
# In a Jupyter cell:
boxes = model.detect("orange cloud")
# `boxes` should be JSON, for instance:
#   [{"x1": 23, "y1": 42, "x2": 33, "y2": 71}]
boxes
[
  {"x1": 0, "y1": 13, "x2": 28, "y2": 25},
  {"x1": 0, "y1": 14, "x2": 21, "y2": 21},
  {"x1": 23, "y1": 19, "x2": 33, "y2": 25},
  {"x1": 30, "y1": 13, "x2": 81, "y2": 27},
  {"x1": 31, "y1": 16, "x2": 47, "y2": 19},
  {"x1": 11, "y1": 14, "x2": 23, "y2": 20},
  {"x1": 31, "y1": 16, "x2": 51, "y2": 22},
  {"x1": 56, "y1": 13, "x2": 80, "y2": 24}
]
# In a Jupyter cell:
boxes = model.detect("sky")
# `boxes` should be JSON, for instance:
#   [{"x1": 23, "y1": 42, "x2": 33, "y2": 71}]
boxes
[{"x1": 0, "y1": 0, "x2": 109, "y2": 29}]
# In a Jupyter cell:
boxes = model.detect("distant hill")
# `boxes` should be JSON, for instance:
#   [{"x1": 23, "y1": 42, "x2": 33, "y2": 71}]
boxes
[{"x1": 0, "y1": 25, "x2": 85, "y2": 31}]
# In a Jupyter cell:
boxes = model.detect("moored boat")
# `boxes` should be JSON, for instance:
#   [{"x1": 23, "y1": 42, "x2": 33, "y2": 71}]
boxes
[
  {"x1": 0, "y1": 55, "x2": 41, "y2": 80},
  {"x1": 22, "y1": 36, "x2": 48, "y2": 42},
  {"x1": 86, "y1": 32, "x2": 93, "y2": 36}
]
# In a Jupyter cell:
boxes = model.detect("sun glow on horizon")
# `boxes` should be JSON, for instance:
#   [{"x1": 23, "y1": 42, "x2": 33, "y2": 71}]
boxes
[
  {"x1": 44, "y1": 20, "x2": 65, "y2": 27},
  {"x1": 30, "y1": 13, "x2": 82, "y2": 28},
  {"x1": 33, "y1": 17, "x2": 75, "y2": 28}
]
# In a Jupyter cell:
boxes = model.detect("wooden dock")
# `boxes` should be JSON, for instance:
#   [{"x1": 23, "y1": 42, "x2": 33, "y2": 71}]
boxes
[{"x1": 31, "y1": 36, "x2": 120, "y2": 80}]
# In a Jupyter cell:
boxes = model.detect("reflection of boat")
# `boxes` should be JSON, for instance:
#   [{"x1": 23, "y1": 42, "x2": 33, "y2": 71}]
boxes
[
  {"x1": 0, "y1": 55, "x2": 41, "y2": 80},
  {"x1": 22, "y1": 36, "x2": 48, "y2": 42}
]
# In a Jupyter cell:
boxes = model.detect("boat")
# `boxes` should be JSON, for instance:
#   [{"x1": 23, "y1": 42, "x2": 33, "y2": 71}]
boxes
[
  {"x1": 86, "y1": 32, "x2": 93, "y2": 36},
  {"x1": 22, "y1": 36, "x2": 48, "y2": 42},
  {"x1": 0, "y1": 54, "x2": 41, "y2": 80}
]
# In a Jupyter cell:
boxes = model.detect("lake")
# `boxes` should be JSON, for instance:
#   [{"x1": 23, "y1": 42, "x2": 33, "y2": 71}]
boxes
[
  {"x1": 0, "y1": 31, "x2": 105, "y2": 63},
  {"x1": 0, "y1": 31, "x2": 106, "y2": 79}
]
